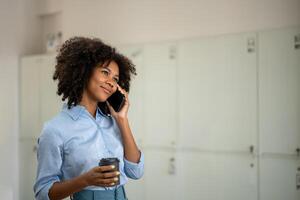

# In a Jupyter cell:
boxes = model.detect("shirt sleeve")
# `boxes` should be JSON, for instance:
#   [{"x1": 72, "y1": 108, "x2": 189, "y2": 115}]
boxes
[
  {"x1": 33, "y1": 123, "x2": 63, "y2": 200},
  {"x1": 123, "y1": 150, "x2": 144, "y2": 180}
]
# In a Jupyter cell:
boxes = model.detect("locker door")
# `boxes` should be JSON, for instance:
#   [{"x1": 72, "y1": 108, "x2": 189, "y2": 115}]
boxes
[
  {"x1": 177, "y1": 33, "x2": 258, "y2": 200},
  {"x1": 0, "y1": 186, "x2": 13, "y2": 200},
  {"x1": 117, "y1": 46, "x2": 146, "y2": 200},
  {"x1": 177, "y1": 33, "x2": 257, "y2": 152},
  {"x1": 144, "y1": 149, "x2": 179, "y2": 200},
  {"x1": 143, "y1": 43, "x2": 178, "y2": 148},
  {"x1": 19, "y1": 138, "x2": 69, "y2": 200},
  {"x1": 258, "y1": 27, "x2": 300, "y2": 200},
  {"x1": 39, "y1": 55, "x2": 62, "y2": 124},
  {"x1": 259, "y1": 156, "x2": 300, "y2": 200},
  {"x1": 19, "y1": 139, "x2": 38, "y2": 200},
  {"x1": 118, "y1": 45, "x2": 145, "y2": 147},
  {"x1": 177, "y1": 151, "x2": 257, "y2": 200},
  {"x1": 125, "y1": 177, "x2": 145, "y2": 200},
  {"x1": 20, "y1": 56, "x2": 41, "y2": 139},
  {"x1": 259, "y1": 27, "x2": 300, "y2": 155}
]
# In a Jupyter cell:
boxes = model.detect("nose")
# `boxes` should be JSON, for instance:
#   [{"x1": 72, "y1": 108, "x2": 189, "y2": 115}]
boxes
[{"x1": 105, "y1": 78, "x2": 115, "y2": 88}]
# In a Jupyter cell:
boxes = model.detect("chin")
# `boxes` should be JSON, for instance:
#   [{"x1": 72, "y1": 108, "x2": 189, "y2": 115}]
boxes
[
  {"x1": 97, "y1": 98, "x2": 107, "y2": 103},
  {"x1": 96, "y1": 94, "x2": 110, "y2": 102}
]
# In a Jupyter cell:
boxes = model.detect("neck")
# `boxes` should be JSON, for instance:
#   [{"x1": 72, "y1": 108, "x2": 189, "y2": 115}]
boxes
[{"x1": 79, "y1": 90, "x2": 98, "y2": 118}]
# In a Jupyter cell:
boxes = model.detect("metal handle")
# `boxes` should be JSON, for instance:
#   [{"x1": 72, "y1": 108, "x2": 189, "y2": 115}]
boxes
[
  {"x1": 296, "y1": 148, "x2": 300, "y2": 156},
  {"x1": 169, "y1": 46, "x2": 177, "y2": 59},
  {"x1": 295, "y1": 34, "x2": 300, "y2": 49},
  {"x1": 168, "y1": 157, "x2": 176, "y2": 175},
  {"x1": 297, "y1": 174, "x2": 300, "y2": 190},
  {"x1": 249, "y1": 145, "x2": 255, "y2": 168},
  {"x1": 247, "y1": 37, "x2": 256, "y2": 53},
  {"x1": 249, "y1": 145, "x2": 255, "y2": 154}
]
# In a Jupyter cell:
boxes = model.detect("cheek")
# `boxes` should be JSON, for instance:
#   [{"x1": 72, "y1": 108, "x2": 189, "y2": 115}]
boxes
[
  {"x1": 87, "y1": 78, "x2": 102, "y2": 94},
  {"x1": 92, "y1": 84, "x2": 104, "y2": 96},
  {"x1": 90, "y1": 74, "x2": 103, "y2": 87}
]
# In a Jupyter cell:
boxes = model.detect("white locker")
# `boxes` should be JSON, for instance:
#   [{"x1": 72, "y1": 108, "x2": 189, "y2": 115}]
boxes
[
  {"x1": 143, "y1": 43, "x2": 178, "y2": 148},
  {"x1": 19, "y1": 136, "x2": 69, "y2": 200},
  {"x1": 20, "y1": 54, "x2": 61, "y2": 139},
  {"x1": 258, "y1": 27, "x2": 300, "y2": 155},
  {"x1": 177, "y1": 151, "x2": 257, "y2": 200},
  {"x1": 259, "y1": 156, "x2": 300, "y2": 200},
  {"x1": 39, "y1": 55, "x2": 62, "y2": 125},
  {"x1": 118, "y1": 45, "x2": 145, "y2": 147},
  {"x1": 177, "y1": 33, "x2": 257, "y2": 152},
  {"x1": 143, "y1": 149, "x2": 179, "y2": 200},
  {"x1": 18, "y1": 27, "x2": 300, "y2": 200},
  {"x1": 20, "y1": 56, "x2": 41, "y2": 139},
  {"x1": 19, "y1": 54, "x2": 63, "y2": 200},
  {"x1": 19, "y1": 139, "x2": 38, "y2": 200},
  {"x1": 117, "y1": 46, "x2": 146, "y2": 200},
  {"x1": 125, "y1": 173, "x2": 146, "y2": 200},
  {"x1": 0, "y1": 186, "x2": 12, "y2": 200},
  {"x1": 258, "y1": 27, "x2": 300, "y2": 200}
]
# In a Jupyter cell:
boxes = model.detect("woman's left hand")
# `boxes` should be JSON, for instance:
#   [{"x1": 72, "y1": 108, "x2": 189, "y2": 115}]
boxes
[{"x1": 106, "y1": 84, "x2": 129, "y2": 120}]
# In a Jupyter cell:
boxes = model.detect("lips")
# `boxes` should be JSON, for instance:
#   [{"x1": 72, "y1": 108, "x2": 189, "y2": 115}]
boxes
[{"x1": 100, "y1": 86, "x2": 111, "y2": 94}]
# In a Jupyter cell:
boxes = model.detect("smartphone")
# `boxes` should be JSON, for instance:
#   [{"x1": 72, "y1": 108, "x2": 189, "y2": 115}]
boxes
[{"x1": 107, "y1": 89, "x2": 125, "y2": 112}]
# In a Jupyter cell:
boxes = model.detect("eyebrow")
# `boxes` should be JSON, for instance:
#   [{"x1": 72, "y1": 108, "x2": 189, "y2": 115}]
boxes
[{"x1": 103, "y1": 66, "x2": 119, "y2": 78}]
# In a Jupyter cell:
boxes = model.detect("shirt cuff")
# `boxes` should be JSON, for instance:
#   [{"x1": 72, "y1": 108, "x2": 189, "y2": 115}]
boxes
[
  {"x1": 124, "y1": 150, "x2": 144, "y2": 166},
  {"x1": 34, "y1": 178, "x2": 60, "y2": 200},
  {"x1": 123, "y1": 150, "x2": 144, "y2": 179}
]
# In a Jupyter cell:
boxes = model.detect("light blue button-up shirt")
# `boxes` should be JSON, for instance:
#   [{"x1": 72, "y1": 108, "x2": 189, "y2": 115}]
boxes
[{"x1": 33, "y1": 103, "x2": 144, "y2": 200}]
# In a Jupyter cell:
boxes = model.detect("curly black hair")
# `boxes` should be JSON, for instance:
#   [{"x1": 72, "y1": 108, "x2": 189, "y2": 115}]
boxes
[{"x1": 53, "y1": 37, "x2": 136, "y2": 113}]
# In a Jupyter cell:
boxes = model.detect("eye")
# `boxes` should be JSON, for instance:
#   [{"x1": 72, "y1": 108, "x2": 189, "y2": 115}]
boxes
[
  {"x1": 101, "y1": 70, "x2": 109, "y2": 76},
  {"x1": 113, "y1": 78, "x2": 119, "y2": 83}
]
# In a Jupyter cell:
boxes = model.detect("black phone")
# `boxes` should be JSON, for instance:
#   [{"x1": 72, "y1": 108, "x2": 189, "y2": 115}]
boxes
[{"x1": 107, "y1": 89, "x2": 125, "y2": 112}]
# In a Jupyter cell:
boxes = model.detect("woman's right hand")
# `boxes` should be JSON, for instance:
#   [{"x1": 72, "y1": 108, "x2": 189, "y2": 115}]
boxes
[{"x1": 81, "y1": 165, "x2": 120, "y2": 187}]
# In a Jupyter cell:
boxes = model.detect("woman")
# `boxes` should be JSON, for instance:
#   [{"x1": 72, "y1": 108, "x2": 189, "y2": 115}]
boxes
[{"x1": 33, "y1": 37, "x2": 144, "y2": 200}]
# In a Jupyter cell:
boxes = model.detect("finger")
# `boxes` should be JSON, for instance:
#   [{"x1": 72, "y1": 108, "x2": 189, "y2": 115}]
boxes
[
  {"x1": 116, "y1": 84, "x2": 127, "y2": 96},
  {"x1": 95, "y1": 165, "x2": 116, "y2": 173},
  {"x1": 99, "y1": 177, "x2": 119, "y2": 184},
  {"x1": 106, "y1": 101, "x2": 117, "y2": 115},
  {"x1": 116, "y1": 85, "x2": 128, "y2": 101},
  {"x1": 102, "y1": 171, "x2": 120, "y2": 179},
  {"x1": 116, "y1": 83, "x2": 122, "y2": 90},
  {"x1": 100, "y1": 182, "x2": 117, "y2": 187},
  {"x1": 122, "y1": 89, "x2": 128, "y2": 98}
]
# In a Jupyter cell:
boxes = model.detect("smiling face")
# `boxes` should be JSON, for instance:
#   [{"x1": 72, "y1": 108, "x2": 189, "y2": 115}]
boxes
[{"x1": 86, "y1": 60, "x2": 120, "y2": 102}]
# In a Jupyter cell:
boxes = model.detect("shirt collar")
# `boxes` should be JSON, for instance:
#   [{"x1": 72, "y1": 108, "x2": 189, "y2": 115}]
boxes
[
  {"x1": 62, "y1": 103, "x2": 86, "y2": 121},
  {"x1": 97, "y1": 106, "x2": 111, "y2": 118},
  {"x1": 62, "y1": 103, "x2": 111, "y2": 120}
]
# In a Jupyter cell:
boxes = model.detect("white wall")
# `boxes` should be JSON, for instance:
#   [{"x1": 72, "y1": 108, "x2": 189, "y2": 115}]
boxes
[
  {"x1": 0, "y1": 0, "x2": 42, "y2": 199},
  {"x1": 61, "y1": 0, "x2": 300, "y2": 45}
]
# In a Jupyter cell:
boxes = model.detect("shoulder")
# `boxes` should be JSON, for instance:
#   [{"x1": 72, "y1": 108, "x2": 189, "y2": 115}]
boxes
[{"x1": 39, "y1": 111, "x2": 72, "y2": 142}]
